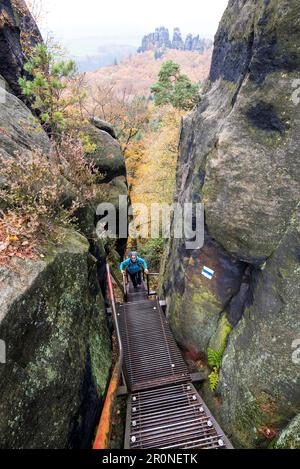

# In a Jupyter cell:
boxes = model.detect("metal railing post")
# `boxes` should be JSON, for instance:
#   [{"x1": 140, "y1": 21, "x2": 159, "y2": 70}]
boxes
[{"x1": 147, "y1": 273, "x2": 150, "y2": 296}]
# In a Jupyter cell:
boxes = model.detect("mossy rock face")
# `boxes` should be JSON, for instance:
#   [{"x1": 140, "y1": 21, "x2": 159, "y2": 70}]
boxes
[
  {"x1": 208, "y1": 314, "x2": 232, "y2": 352},
  {"x1": 0, "y1": 0, "x2": 42, "y2": 98},
  {"x1": 210, "y1": 0, "x2": 300, "y2": 85},
  {"x1": 203, "y1": 71, "x2": 300, "y2": 261},
  {"x1": 162, "y1": 234, "x2": 245, "y2": 356},
  {"x1": 274, "y1": 414, "x2": 300, "y2": 449},
  {"x1": 217, "y1": 206, "x2": 300, "y2": 448},
  {"x1": 173, "y1": 0, "x2": 300, "y2": 263},
  {"x1": 0, "y1": 230, "x2": 112, "y2": 448},
  {"x1": 161, "y1": 0, "x2": 300, "y2": 449}
]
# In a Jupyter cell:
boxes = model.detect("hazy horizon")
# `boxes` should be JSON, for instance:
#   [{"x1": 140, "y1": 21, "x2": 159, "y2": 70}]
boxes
[{"x1": 32, "y1": 0, "x2": 229, "y2": 57}]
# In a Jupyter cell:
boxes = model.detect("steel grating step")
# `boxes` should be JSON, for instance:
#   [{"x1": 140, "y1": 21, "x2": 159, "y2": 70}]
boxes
[
  {"x1": 125, "y1": 383, "x2": 233, "y2": 449},
  {"x1": 117, "y1": 300, "x2": 191, "y2": 391},
  {"x1": 126, "y1": 280, "x2": 148, "y2": 302}
]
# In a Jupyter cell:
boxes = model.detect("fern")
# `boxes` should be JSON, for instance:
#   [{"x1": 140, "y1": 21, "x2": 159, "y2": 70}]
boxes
[
  {"x1": 207, "y1": 320, "x2": 232, "y2": 393},
  {"x1": 207, "y1": 347, "x2": 223, "y2": 369},
  {"x1": 209, "y1": 368, "x2": 219, "y2": 392},
  {"x1": 207, "y1": 346, "x2": 225, "y2": 393}
]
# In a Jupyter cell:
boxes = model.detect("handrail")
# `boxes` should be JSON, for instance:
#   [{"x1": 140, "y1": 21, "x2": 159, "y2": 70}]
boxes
[
  {"x1": 106, "y1": 264, "x2": 123, "y2": 358},
  {"x1": 93, "y1": 264, "x2": 124, "y2": 450},
  {"x1": 110, "y1": 268, "x2": 127, "y2": 301}
]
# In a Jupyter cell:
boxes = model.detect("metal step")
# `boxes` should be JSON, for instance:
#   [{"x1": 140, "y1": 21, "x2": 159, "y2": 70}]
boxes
[
  {"x1": 117, "y1": 275, "x2": 233, "y2": 450},
  {"x1": 125, "y1": 383, "x2": 233, "y2": 450},
  {"x1": 117, "y1": 300, "x2": 191, "y2": 392}
]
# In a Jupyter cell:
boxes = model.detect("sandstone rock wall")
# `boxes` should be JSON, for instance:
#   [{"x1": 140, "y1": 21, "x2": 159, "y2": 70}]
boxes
[
  {"x1": 161, "y1": 0, "x2": 300, "y2": 448},
  {"x1": 0, "y1": 232, "x2": 112, "y2": 448},
  {"x1": 0, "y1": 0, "x2": 42, "y2": 98}
]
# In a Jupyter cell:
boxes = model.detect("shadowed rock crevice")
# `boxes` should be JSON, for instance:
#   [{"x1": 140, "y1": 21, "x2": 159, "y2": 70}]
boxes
[
  {"x1": 69, "y1": 351, "x2": 104, "y2": 449},
  {"x1": 246, "y1": 101, "x2": 290, "y2": 133}
]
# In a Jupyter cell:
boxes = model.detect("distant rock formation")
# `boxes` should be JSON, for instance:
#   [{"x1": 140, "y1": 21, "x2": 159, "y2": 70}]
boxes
[
  {"x1": 172, "y1": 27, "x2": 184, "y2": 50},
  {"x1": 138, "y1": 27, "x2": 212, "y2": 54}
]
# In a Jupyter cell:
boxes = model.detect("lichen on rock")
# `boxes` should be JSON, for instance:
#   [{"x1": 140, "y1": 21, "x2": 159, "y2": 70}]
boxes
[{"x1": 0, "y1": 230, "x2": 112, "y2": 448}]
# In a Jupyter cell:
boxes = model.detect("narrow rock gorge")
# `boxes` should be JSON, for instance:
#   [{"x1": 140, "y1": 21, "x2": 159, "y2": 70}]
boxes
[
  {"x1": 161, "y1": 0, "x2": 300, "y2": 449},
  {"x1": 1, "y1": 0, "x2": 300, "y2": 451}
]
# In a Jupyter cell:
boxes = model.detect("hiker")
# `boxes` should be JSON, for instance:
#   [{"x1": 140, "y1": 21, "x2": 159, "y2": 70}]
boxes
[{"x1": 120, "y1": 252, "x2": 149, "y2": 289}]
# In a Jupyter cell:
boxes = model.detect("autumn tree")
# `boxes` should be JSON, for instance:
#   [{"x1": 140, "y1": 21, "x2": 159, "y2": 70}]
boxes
[
  {"x1": 151, "y1": 60, "x2": 199, "y2": 111},
  {"x1": 89, "y1": 83, "x2": 149, "y2": 153}
]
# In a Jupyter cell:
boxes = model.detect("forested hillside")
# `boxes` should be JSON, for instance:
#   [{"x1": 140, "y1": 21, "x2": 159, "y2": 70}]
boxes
[{"x1": 86, "y1": 48, "x2": 212, "y2": 98}]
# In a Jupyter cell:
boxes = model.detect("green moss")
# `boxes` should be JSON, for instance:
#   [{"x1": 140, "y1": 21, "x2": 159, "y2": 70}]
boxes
[
  {"x1": 274, "y1": 414, "x2": 300, "y2": 449},
  {"x1": 210, "y1": 314, "x2": 232, "y2": 352},
  {"x1": 169, "y1": 292, "x2": 183, "y2": 332},
  {"x1": 202, "y1": 180, "x2": 219, "y2": 202},
  {"x1": 0, "y1": 228, "x2": 113, "y2": 448},
  {"x1": 191, "y1": 288, "x2": 220, "y2": 313},
  {"x1": 89, "y1": 308, "x2": 112, "y2": 397},
  {"x1": 207, "y1": 315, "x2": 232, "y2": 393},
  {"x1": 222, "y1": 79, "x2": 239, "y2": 93},
  {"x1": 218, "y1": 3, "x2": 255, "y2": 42},
  {"x1": 258, "y1": 0, "x2": 300, "y2": 63}
]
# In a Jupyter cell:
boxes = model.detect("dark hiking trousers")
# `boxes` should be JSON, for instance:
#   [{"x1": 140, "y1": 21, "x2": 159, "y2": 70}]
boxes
[{"x1": 129, "y1": 271, "x2": 142, "y2": 288}]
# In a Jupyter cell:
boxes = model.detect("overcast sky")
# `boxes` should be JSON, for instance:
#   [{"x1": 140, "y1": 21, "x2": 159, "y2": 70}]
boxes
[{"x1": 33, "y1": 0, "x2": 229, "y2": 56}]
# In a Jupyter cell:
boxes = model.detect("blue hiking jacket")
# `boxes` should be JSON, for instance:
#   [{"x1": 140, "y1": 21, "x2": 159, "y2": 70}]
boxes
[{"x1": 120, "y1": 256, "x2": 148, "y2": 274}]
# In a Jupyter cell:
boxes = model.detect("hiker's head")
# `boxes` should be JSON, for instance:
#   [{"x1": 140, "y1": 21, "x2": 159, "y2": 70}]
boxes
[{"x1": 130, "y1": 252, "x2": 137, "y2": 263}]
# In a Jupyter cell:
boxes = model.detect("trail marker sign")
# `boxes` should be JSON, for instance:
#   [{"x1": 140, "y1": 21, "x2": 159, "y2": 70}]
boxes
[{"x1": 202, "y1": 266, "x2": 215, "y2": 280}]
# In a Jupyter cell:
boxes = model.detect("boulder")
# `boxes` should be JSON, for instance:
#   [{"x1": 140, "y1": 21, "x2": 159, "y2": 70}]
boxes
[
  {"x1": 0, "y1": 86, "x2": 50, "y2": 157},
  {"x1": 90, "y1": 117, "x2": 117, "y2": 139},
  {"x1": 86, "y1": 126, "x2": 126, "y2": 183},
  {"x1": 0, "y1": 29, "x2": 127, "y2": 449},
  {"x1": 0, "y1": 230, "x2": 112, "y2": 448},
  {"x1": 274, "y1": 414, "x2": 300, "y2": 449},
  {"x1": 218, "y1": 204, "x2": 300, "y2": 448},
  {"x1": 162, "y1": 233, "x2": 246, "y2": 355}
]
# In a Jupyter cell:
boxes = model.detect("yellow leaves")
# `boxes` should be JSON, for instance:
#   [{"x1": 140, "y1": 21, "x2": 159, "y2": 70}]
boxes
[
  {"x1": 127, "y1": 104, "x2": 181, "y2": 210},
  {"x1": 8, "y1": 235, "x2": 19, "y2": 243},
  {"x1": 0, "y1": 215, "x2": 37, "y2": 266}
]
